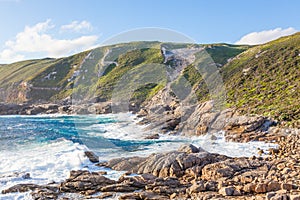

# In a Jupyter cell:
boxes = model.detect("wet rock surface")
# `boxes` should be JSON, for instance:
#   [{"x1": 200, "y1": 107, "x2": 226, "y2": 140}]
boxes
[{"x1": 84, "y1": 151, "x2": 99, "y2": 163}]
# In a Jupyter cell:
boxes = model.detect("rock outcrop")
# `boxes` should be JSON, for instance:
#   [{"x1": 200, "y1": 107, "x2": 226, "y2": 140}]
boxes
[
  {"x1": 139, "y1": 99, "x2": 279, "y2": 143},
  {"x1": 2, "y1": 142, "x2": 300, "y2": 199},
  {"x1": 98, "y1": 144, "x2": 227, "y2": 178}
]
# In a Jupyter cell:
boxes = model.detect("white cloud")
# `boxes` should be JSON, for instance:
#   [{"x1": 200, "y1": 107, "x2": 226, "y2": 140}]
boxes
[
  {"x1": 0, "y1": 49, "x2": 24, "y2": 63},
  {"x1": 60, "y1": 20, "x2": 93, "y2": 32},
  {"x1": 236, "y1": 27, "x2": 298, "y2": 45},
  {"x1": 0, "y1": 19, "x2": 99, "y2": 63}
]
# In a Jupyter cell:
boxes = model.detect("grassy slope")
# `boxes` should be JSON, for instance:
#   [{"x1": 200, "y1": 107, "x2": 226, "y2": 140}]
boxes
[
  {"x1": 223, "y1": 33, "x2": 300, "y2": 127},
  {"x1": 0, "y1": 42, "x2": 250, "y2": 104},
  {"x1": 1, "y1": 35, "x2": 298, "y2": 127},
  {"x1": 69, "y1": 41, "x2": 163, "y2": 103},
  {"x1": 94, "y1": 48, "x2": 164, "y2": 102},
  {"x1": 204, "y1": 43, "x2": 250, "y2": 66},
  {"x1": 171, "y1": 44, "x2": 250, "y2": 103},
  {"x1": 0, "y1": 58, "x2": 55, "y2": 88},
  {"x1": 169, "y1": 34, "x2": 299, "y2": 127},
  {"x1": 0, "y1": 42, "x2": 163, "y2": 102}
]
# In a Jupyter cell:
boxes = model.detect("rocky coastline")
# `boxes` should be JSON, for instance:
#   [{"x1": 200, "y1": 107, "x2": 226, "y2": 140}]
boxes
[
  {"x1": 0, "y1": 31, "x2": 299, "y2": 200},
  {"x1": 2, "y1": 136, "x2": 300, "y2": 199},
  {"x1": 1, "y1": 100, "x2": 300, "y2": 199},
  {"x1": 0, "y1": 102, "x2": 113, "y2": 115}
]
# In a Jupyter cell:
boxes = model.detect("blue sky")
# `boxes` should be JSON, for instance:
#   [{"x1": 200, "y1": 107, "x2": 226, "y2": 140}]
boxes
[{"x1": 0, "y1": 0, "x2": 299, "y2": 63}]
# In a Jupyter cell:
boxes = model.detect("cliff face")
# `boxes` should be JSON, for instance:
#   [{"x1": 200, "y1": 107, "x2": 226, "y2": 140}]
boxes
[{"x1": 4, "y1": 81, "x2": 30, "y2": 103}]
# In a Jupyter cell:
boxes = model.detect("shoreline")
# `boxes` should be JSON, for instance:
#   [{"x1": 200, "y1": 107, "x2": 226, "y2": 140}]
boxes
[
  {"x1": 0, "y1": 109, "x2": 299, "y2": 199},
  {"x1": 1, "y1": 136, "x2": 299, "y2": 199}
]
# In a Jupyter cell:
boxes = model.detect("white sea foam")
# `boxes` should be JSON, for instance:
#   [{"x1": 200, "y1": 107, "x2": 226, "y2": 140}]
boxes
[
  {"x1": 80, "y1": 113, "x2": 277, "y2": 158},
  {"x1": 0, "y1": 113, "x2": 277, "y2": 199},
  {"x1": 190, "y1": 132, "x2": 277, "y2": 157},
  {"x1": 74, "y1": 113, "x2": 151, "y2": 140},
  {"x1": 0, "y1": 139, "x2": 91, "y2": 197}
]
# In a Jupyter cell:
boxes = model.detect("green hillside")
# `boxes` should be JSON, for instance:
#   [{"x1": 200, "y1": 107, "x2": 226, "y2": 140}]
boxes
[
  {"x1": 0, "y1": 41, "x2": 246, "y2": 103},
  {"x1": 0, "y1": 34, "x2": 299, "y2": 127},
  {"x1": 163, "y1": 33, "x2": 300, "y2": 127},
  {"x1": 223, "y1": 33, "x2": 300, "y2": 127}
]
